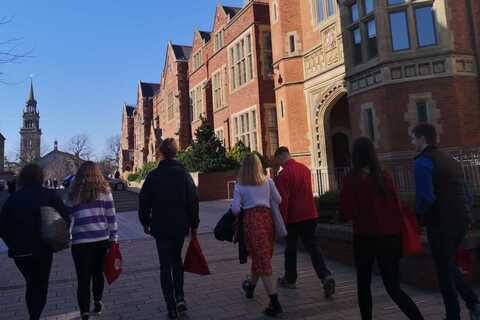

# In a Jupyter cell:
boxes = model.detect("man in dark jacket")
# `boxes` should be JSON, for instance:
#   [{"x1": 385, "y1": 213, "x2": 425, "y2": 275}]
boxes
[
  {"x1": 412, "y1": 123, "x2": 480, "y2": 320},
  {"x1": 138, "y1": 138, "x2": 199, "y2": 319},
  {"x1": 274, "y1": 147, "x2": 335, "y2": 298}
]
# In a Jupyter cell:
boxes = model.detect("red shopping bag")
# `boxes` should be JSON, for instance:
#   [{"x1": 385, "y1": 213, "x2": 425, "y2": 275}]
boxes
[
  {"x1": 104, "y1": 243, "x2": 123, "y2": 285},
  {"x1": 401, "y1": 207, "x2": 424, "y2": 256},
  {"x1": 455, "y1": 246, "x2": 473, "y2": 279},
  {"x1": 184, "y1": 232, "x2": 210, "y2": 275}
]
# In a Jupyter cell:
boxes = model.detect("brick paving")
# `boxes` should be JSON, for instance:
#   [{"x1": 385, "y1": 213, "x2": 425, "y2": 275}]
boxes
[{"x1": 0, "y1": 203, "x2": 475, "y2": 319}]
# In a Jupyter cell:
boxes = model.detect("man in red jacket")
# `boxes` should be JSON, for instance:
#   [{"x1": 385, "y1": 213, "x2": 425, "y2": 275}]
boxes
[{"x1": 274, "y1": 147, "x2": 335, "y2": 298}]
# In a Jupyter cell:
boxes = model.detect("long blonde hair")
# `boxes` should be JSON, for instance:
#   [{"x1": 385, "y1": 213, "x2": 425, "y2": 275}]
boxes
[
  {"x1": 237, "y1": 153, "x2": 267, "y2": 186},
  {"x1": 68, "y1": 161, "x2": 110, "y2": 205}
]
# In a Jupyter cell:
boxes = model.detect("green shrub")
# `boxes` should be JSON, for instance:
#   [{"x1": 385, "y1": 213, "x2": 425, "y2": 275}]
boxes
[
  {"x1": 177, "y1": 118, "x2": 238, "y2": 173},
  {"x1": 137, "y1": 161, "x2": 158, "y2": 181},
  {"x1": 127, "y1": 172, "x2": 139, "y2": 182}
]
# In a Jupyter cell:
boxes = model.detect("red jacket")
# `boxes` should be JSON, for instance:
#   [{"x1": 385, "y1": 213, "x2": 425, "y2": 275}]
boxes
[
  {"x1": 275, "y1": 159, "x2": 318, "y2": 224},
  {"x1": 339, "y1": 170, "x2": 403, "y2": 236}
]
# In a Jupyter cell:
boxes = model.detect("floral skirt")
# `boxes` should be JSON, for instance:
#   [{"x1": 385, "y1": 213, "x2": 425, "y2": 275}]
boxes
[{"x1": 243, "y1": 207, "x2": 275, "y2": 276}]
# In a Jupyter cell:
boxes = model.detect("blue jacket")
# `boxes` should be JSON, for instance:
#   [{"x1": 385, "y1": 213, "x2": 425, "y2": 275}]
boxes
[{"x1": 414, "y1": 146, "x2": 470, "y2": 229}]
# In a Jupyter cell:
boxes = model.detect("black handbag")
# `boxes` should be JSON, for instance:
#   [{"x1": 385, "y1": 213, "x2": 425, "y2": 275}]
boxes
[{"x1": 214, "y1": 209, "x2": 236, "y2": 242}]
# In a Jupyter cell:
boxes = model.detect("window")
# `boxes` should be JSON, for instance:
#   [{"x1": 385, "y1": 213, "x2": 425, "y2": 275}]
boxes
[
  {"x1": 316, "y1": 0, "x2": 325, "y2": 22},
  {"x1": 190, "y1": 85, "x2": 203, "y2": 122},
  {"x1": 388, "y1": 0, "x2": 406, "y2": 5},
  {"x1": 265, "y1": 107, "x2": 279, "y2": 157},
  {"x1": 366, "y1": 19, "x2": 378, "y2": 58},
  {"x1": 289, "y1": 35, "x2": 296, "y2": 53},
  {"x1": 351, "y1": 2, "x2": 359, "y2": 22},
  {"x1": 327, "y1": 0, "x2": 335, "y2": 16},
  {"x1": 280, "y1": 100, "x2": 285, "y2": 118},
  {"x1": 215, "y1": 30, "x2": 224, "y2": 51},
  {"x1": 389, "y1": 11, "x2": 410, "y2": 51},
  {"x1": 415, "y1": 6, "x2": 437, "y2": 47},
  {"x1": 263, "y1": 32, "x2": 273, "y2": 76},
  {"x1": 215, "y1": 128, "x2": 225, "y2": 145},
  {"x1": 416, "y1": 101, "x2": 429, "y2": 123},
  {"x1": 347, "y1": 1, "x2": 376, "y2": 65},
  {"x1": 352, "y1": 28, "x2": 362, "y2": 65},
  {"x1": 264, "y1": 32, "x2": 272, "y2": 50},
  {"x1": 272, "y1": 1, "x2": 278, "y2": 23},
  {"x1": 233, "y1": 109, "x2": 257, "y2": 150},
  {"x1": 193, "y1": 50, "x2": 203, "y2": 70},
  {"x1": 167, "y1": 93, "x2": 174, "y2": 120},
  {"x1": 363, "y1": 108, "x2": 375, "y2": 141},
  {"x1": 213, "y1": 71, "x2": 223, "y2": 111},
  {"x1": 230, "y1": 33, "x2": 254, "y2": 90},
  {"x1": 363, "y1": 0, "x2": 374, "y2": 14}
]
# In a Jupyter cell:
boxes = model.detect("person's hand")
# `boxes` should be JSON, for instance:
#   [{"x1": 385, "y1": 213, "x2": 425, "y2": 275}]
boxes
[{"x1": 144, "y1": 225, "x2": 151, "y2": 235}]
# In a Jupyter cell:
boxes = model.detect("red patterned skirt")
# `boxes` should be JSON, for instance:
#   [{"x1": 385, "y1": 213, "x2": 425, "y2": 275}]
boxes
[{"x1": 243, "y1": 206, "x2": 275, "y2": 276}]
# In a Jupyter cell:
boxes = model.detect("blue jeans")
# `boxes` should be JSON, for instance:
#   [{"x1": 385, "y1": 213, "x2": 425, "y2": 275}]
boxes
[{"x1": 427, "y1": 227, "x2": 478, "y2": 320}]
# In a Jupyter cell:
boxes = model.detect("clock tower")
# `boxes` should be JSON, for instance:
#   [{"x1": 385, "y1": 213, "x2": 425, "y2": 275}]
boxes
[{"x1": 20, "y1": 80, "x2": 42, "y2": 164}]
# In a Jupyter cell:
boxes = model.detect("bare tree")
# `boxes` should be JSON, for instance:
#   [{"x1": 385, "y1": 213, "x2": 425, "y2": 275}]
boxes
[
  {"x1": 105, "y1": 134, "x2": 121, "y2": 163},
  {"x1": 68, "y1": 134, "x2": 93, "y2": 162},
  {"x1": 0, "y1": 16, "x2": 34, "y2": 83}
]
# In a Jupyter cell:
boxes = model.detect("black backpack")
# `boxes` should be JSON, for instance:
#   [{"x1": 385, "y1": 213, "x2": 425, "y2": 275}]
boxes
[{"x1": 214, "y1": 209, "x2": 236, "y2": 242}]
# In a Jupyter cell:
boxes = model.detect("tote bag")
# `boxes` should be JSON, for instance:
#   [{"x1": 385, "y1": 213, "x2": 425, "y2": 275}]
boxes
[
  {"x1": 104, "y1": 243, "x2": 123, "y2": 285},
  {"x1": 184, "y1": 232, "x2": 210, "y2": 275},
  {"x1": 401, "y1": 206, "x2": 423, "y2": 256},
  {"x1": 40, "y1": 206, "x2": 70, "y2": 252}
]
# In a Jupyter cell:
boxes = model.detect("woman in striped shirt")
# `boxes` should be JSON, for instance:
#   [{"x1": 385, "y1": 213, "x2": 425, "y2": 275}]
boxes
[{"x1": 68, "y1": 161, "x2": 118, "y2": 320}]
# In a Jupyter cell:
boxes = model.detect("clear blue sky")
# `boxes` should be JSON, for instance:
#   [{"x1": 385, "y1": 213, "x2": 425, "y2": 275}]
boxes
[{"x1": 0, "y1": 0, "x2": 244, "y2": 160}]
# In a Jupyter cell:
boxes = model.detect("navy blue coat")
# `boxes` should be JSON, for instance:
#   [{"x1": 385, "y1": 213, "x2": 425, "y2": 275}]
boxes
[{"x1": 0, "y1": 186, "x2": 69, "y2": 258}]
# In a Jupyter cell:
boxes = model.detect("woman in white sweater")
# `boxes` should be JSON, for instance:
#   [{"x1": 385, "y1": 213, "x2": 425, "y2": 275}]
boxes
[{"x1": 231, "y1": 153, "x2": 283, "y2": 317}]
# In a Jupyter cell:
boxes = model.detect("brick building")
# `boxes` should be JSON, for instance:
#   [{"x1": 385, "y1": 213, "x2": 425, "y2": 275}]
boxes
[
  {"x1": 119, "y1": 104, "x2": 135, "y2": 173},
  {"x1": 338, "y1": 0, "x2": 480, "y2": 165},
  {"x1": 188, "y1": 1, "x2": 279, "y2": 158},
  {"x1": 132, "y1": 81, "x2": 159, "y2": 172},
  {"x1": 268, "y1": 0, "x2": 480, "y2": 192},
  {"x1": 0, "y1": 133, "x2": 4, "y2": 173},
  {"x1": 153, "y1": 42, "x2": 192, "y2": 150}
]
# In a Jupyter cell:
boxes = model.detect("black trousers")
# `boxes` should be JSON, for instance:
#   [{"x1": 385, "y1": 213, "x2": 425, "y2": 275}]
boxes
[
  {"x1": 427, "y1": 226, "x2": 478, "y2": 320},
  {"x1": 155, "y1": 237, "x2": 185, "y2": 310},
  {"x1": 72, "y1": 240, "x2": 110, "y2": 314},
  {"x1": 353, "y1": 235, "x2": 424, "y2": 320},
  {"x1": 14, "y1": 252, "x2": 53, "y2": 320},
  {"x1": 284, "y1": 219, "x2": 331, "y2": 283}
]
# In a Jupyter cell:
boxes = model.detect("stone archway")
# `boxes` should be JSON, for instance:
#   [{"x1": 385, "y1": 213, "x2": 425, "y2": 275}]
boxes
[{"x1": 311, "y1": 81, "x2": 350, "y2": 193}]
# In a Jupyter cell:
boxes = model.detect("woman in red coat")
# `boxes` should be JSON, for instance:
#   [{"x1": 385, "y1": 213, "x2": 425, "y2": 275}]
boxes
[{"x1": 339, "y1": 137, "x2": 424, "y2": 320}]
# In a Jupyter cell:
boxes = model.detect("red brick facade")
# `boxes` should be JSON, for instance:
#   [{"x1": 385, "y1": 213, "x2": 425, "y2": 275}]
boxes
[
  {"x1": 120, "y1": 0, "x2": 479, "y2": 189},
  {"x1": 119, "y1": 104, "x2": 135, "y2": 173},
  {"x1": 154, "y1": 42, "x2": 192, "y2": 150},
  {"x1": 188, "y1": 2, "x2": 278, "y2": 158}
]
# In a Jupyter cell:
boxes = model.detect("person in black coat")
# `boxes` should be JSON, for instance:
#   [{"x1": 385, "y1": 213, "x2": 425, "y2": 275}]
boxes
[
  {"x1": 138, "y1": 138, "x2": 199, "y2": 319},
  {"x1": 0, "y1": 164, "x2": 69, "y2": 320}
]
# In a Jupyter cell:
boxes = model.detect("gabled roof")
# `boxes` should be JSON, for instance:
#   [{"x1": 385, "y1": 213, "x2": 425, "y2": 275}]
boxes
[
  {"x1": 0, "y1": 133, "x2": 5, "y2": 141},
  {"x1": 171, "y1": 44, "x2": 192, "y2": 61},
  {"x1": 199, "y1": 31, "x2": 211, "y2": 43},
  {"x1": 124, "y1": 104, "x2": 135, "y2": 117},
  {"x1": 139, "y1": 81, "x2": 160, "y2": 97},
  {"x1": 222, "y1": 5, "x2": 241, "y2": 18}
]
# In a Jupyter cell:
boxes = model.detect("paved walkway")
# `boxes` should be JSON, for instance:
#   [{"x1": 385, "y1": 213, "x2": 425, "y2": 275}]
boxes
[{"x1": 0, "y1": 201, "x2": 474, "y2": 319}]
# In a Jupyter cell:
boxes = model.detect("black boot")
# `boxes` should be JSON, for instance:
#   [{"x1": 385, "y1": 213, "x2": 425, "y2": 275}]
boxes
[
  {"x1": 242, "y1": 279, "x2": 256, "y2": 299},
  {"x1": 264, "y1": 294, "x2": 283, "y2": 317}
]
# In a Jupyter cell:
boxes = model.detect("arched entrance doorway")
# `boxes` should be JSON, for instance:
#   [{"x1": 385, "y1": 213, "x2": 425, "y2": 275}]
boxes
[{"x1": 311, "y1": 83, "x2": 351, "y2": 194}]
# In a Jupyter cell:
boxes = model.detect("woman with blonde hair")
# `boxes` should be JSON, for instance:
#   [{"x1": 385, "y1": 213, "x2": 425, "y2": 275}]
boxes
[
  {"x1": 231, "y1": 153, "x2": 283, "y2": 317},
  {"x1": 68, "y1": 161, "x2": 118, "y2": 320}
]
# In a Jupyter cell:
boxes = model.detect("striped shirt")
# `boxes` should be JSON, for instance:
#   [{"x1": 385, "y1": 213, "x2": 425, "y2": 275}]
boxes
[{"x1": 68, "y1": 193, "x2": 118, "y2": 245}]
